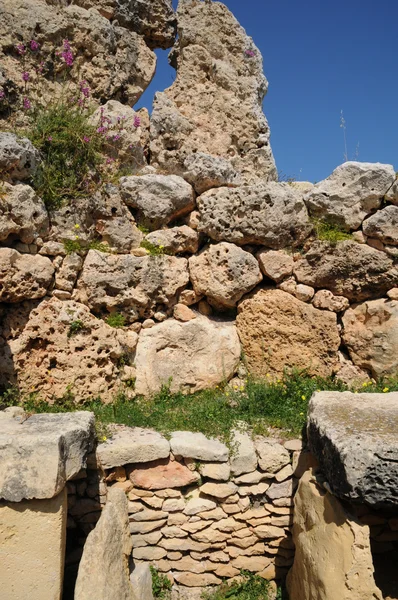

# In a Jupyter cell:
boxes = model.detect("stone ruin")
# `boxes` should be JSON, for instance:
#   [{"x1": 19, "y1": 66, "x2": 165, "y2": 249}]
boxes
[{"x1": 0, "y1": 0, "x2": 398, "y2": 598}]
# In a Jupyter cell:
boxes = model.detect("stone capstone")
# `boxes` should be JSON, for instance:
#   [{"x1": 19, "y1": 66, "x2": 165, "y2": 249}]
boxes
[
  {"x1": 0, "y1": 410, "x2": 95, "y2": 502},
  {"x1": 304, "y1": 161, "x2": 396, "y2": 230},
  {"x1": 97, "y1": 426, "x2": 170, "y2": 469},
  {"x1": 308, "y1": 391, "x2": 398, "y2": 507},
  {"x1": 0, "y1": 132, "x2": 40, "y2": 181},
  {"x1": 170, "y1": 431, "x2": 229, "y2": 462},
  {"x1": 134, "y1": 315, "x2": 241, "y2": 395},
  {"x1": 0, "y1": 183, "x2": 49, "y2": 245},
  {"x1": 197, "y1": 183, "x2": 311, "y2": 249},
  {"x1": 237, "y1": 289, "x2": 340, "y2": 378},
  {"x1": 362, "y1": 205, "x2": 398, "y2": 246},
  {"x1": 189, "y1": 242, "x2": 262, "y2": 307},
  {"x1": 0, "y1": 248, "x2": 54, "y2": 302},
  {"x1": 293, "y1": 240, "x2": 398, "y2": 302},
  {"x1": 182, "y1": 152, "x2": 241, "y2": 194}
]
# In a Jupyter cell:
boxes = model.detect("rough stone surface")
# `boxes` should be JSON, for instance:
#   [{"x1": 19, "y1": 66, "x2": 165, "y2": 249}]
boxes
[
  {"x1": 97, "y1": 426, "x2": 170, "y2": 469},
  {"x1": 129, "y1": 458, "x2": 200, "y2": 490},
  {"x1": 237, "y1": 289, "x2": 340, "y2": 378},
  {"x1": 199, "y1": 482, "x2": 238, "y2": 500},
  {"x1": 75, "y1": 487, "x2": 134, "y2": 600},
  {"x1": 55, "y1": 253, "x2": 83, "y2": 292},
  {"x1": 134, "y1": 315, "x2": 241, "y2": 395},
  {"x1": 1, "y1": 298, "x2": 138, "y2": 402},
  {"x1": 308, "y1": 391, "x2": 398, "y2": 507},
  {"x1": 362, "y1": 205, "x2": 398, "y2": 245},
  {"x1": 342, "y1": 298, "x2": 398, "y2": 378},
  {"x1": 287, "y1": 470, "x2": 383, "y2": 600},
  {"x1": 0, "y1": 410, "x2": 95, "y2": 501},
  {"x1": 146, "y1": 226, "x2": 199, "y2": 255},
  {"x1": 304, "y1": 161, "x2": 395, "y2": 230},
  {"x1": 229, "y1": 429, "x2": 257, "y2": 476},
  {"x1": 0, "y1": 489, "x2": 67, "y2": 600},
  {"x1": 76, "y1": 250, "x2": 189, "y2": 322},
  {"x1": 0, "y1": 133, "x2": 40, "y2": 181},
  {"x1": 197, "y1": 183, "x2": 311, "y2": 249},
  {"x1": 170, "y1": 431, "x2": 229, "y2": 462},
  {"x1": 130, "y1": 564, "x2": 154, "y2": 600},
  {"x1": 120, "y1": 174, "x2": 195, "y2": 231},
  {"x1": 255, "y1": 438, "x2": 291, "y2": 474},
  {"x1": 149, "y1": 2, "x2": 276, "y2": 183},
  {"x1": 312, "y1": 290, "x2": 350, "y2": 313},
  {"x1": 199, "y1": 462, "x2": 231, "y2": 482},
  {"x1": 189, "y1": 243, "x2": 262, "y2": 307},
  {"x1": 0, "y1": 183, "x2": 48, "y2": 245},
  {"x1": 256, "y1": 249, "x2": 294, "y2": 283},
  {"x1": 0, "y1": 248, "x2": 54, "y2": 303},
  {"x1": 183, "y1": 152, "x2": 241, "y2": 194},
  {"x1": 293, "y1": 240, "x2": 398, "y2": 302}
]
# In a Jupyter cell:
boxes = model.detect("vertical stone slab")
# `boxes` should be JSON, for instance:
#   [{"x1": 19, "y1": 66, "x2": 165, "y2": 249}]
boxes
[{"x1": 0, "y1": 488, "x2": 67, "y2": 600}]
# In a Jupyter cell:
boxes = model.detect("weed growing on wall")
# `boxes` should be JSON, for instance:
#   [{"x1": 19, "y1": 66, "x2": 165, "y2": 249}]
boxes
[
  {"x1": 150, "y1": 567, "x2": 172, "y2": 599},
  {"x1": 105, "y1": 313, "x2": 126, "y2": 328},
  {"x1": 202, "y1": 571, "x2": 276, "y2": 600},
  {"x1": 311, "y1": 218, "x2": 352, "y2": 245}
]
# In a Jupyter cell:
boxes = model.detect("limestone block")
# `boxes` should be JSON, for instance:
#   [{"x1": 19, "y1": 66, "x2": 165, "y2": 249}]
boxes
[
  {"x1": 146, "y1": 226, "x2": 199, "y2": 255},
  {"x1": 312, "y1": 289, "x2": 350, "y2": 312},
  {"x1": 229, "y1": 429, "x2": 257, "y2": 476},
  {"x1": 0, "y1": 132, "x2": 40, "y2": 181},
  {"x1": 97, "y1": 426, "x2": 170, "y2": 469},
  {"x1": 0, "y1": 182, "x2": 48, "y2": 244},
  {"x1": 0, "y1": 248, "x2": 54, "y2": 302},
  {"x1": 256, "y1": 249, "x2": 294, "y2": 283},
  {"x1": 129, "y1": 458, "x2": 200, "y2": 490},
  {"x1": 184, "y1": 498, "x2": 217, "y2": 516},
  {"x1": 255, "y1": 437, "x2": 291, "y2": 473},
  {"x1": 173, "y1": 572, "x2": 221, "y2": 587},
  {"x1": 199, "y1": 463, "x2": 231, "y2": 482},
  {"x1": 199, "y1": 482, "x2": 238, "y2": 499},
  {"x1": 170, "y1": 431, "x2": 228, "y2": 462},
  {"x1": 183, "y1": 152, "x2": 241, "y2": 194},
  {"x1": 130, "y1": 564, "x2": 154, "y2": 600}
]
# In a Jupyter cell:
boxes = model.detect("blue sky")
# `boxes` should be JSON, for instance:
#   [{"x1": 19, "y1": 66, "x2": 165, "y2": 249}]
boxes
[{"x1": 136, "y1": 0, "x2": 397, "y2": 182}]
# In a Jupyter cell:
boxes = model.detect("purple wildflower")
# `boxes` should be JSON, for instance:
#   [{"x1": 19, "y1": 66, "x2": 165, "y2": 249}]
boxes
[
  {"x1": 97, "y1": 126, "x2": 107, "y2": 134},
  {"x1": 245, "y1": 49, "x2": 255, "y2": 57},
  {"x1": 16, "y1": 43, "x2": 26, "y2": 56},
  {"x1": 106, "y1": 157, "x2": 114, "y2": 165},
  {"x1": 47, "y1": 136, "x2": 53, "y2": 142},
  {"x1": 22, "y1": 71, "x2": 30, "y2": 82},
  {"x1": 0, "y1": 90, "x2": 5, "y2": 100},
  {"x1": 61, "y1": 40, "x2": 74, "y2": 67},
  {"x1": 63, "y1": 39, "x2": 71, "y2": 51},
  {"x1": 30, "y1": 40, "x2": 40, "y2": 51},
  {"x1": 133, "y1": 115, "x2": 141, "y2": 128},
  {"x1": 23, "y1": 97, "x2": 31, "y2": 110},
  {"x1": 83, "y1": 136, "x2": 91, "y2": 143},
  {"x1": 113, "y1": 134, "x2": 121, "y2": 141}
]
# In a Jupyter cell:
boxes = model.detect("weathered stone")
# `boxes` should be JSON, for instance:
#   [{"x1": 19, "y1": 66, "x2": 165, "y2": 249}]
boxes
[
  {"x1": 362, "y1": 205, "x2": 398, "y2": 245},
  {"x1": 254, "y1": 438, "x2": 290, "y2": 473},
  {"x1": 133, "y1": 546, "x2": 167, "y2": 561},
  {"x1": 0, "y1": 248, "x2": 54, "y2": 302},
  {"x1": 304, "y1": 162, "x2": 395, "y2": 230},
  {"x1": 97, "y1": 426, "x2": 170, "y2": 469},
  {"x1": 198, "y1": 507, "x2": 228, "y2": 521},
  {"x1": 197, "y1": 183, "x2": 311, "y2": 249},
  {"x1": 214, "y1": 565, "x2": 240, "y2": 578},
  {"x1": 192, "y1": 527, "x2": 230, "y2": 544},
  {"x1": 150, "y1": 2, "x2": 276, "y2": 183},
  {"x1": 200, "y1": 482, "x2": 238, "y2": 499},
  {"x1": 229, "y1": 429, "x2": 257, "y2": 476},
  {"x1": 173, "y1": 572, "x2": 221, "y2": 587},
  {"x1": 129, "y1": 520, "x2": 167, "y2": 535},
  {"x1": 154, "y1": 489, "x2": 182, "y2": 499},
  {"x1": 312, "y1": 289, "x2": 350, "y2": 312},
  {"x1": 235, "y1": 508, "x2": 270, "y2": 522},
  {"x1": 55, "y1": 253, "x2": 83, "y2": 292},
  {"x1": 233, "y1": 471, "x2": 271, "y2": 485},
  {"x1": 189, "y1": 242, "x2": 262, "y2": 307},
  {"x1": 178, "y1": 289, "x2": 203, "y2": 306},
  {"x1": 308, "y1": 391, "x2": 398, "y2": 507},
  {"x1": 238, "y1": 482, "x2": 270, "y2": 496},
  {"x1": 76, "y1": 250, "x2": 189, "y2": 323},
  {"x1": 75, "y1": 487, "x2": 134, "y2": 600},
  {"x1": 0, "y1": 183, "x2": 48, "y2": 244},
  {"x1": 173, "y1": 304, "x2": 197, "y2": 322},
  {"x1": 227, "y1": 541, "x2": 265, "y2": 557},
  {"x1": 181, "y1": 520, "x2": 209, "y2": 534},
  {"x1": 342, "y1": 298, "x2": 398, "y2": 378},
  {"x1": 120, "y1": 174, "x2": 195, "y2": 231},
  {"x1": 167, "y1": 557, "x2": 206, "y2": 574},
  {"x1": 184, "y1": 498, "x2": 217, "y2": 516},
  {"x1": 130, "y1": 564, "x2": 154, "y2": 600},
  {"x1": 134, "y1": 315, "x2": 240, "y2": 395},
  {"x1": 0, "y1": 132, "x2": 40, "y2": 182},
  {"x1": 129, "y1": 508, "x2": 168, "y2": 522},
  {"x1": 161, "y1": 525, "x2": 188, "y2": 538},
  {"x1": 0, "y1": 411, "x2": 94, "y2": 502},
  {"x1": 170, "y1": 431, "x2": 228, "y2": 462},
  {"x1": 159, "y1": 538, "x2": 215, "y2": 552},
  {"x1": 162, "y1": 498, "x2": 185, "y2": 512},
  {"x1": 294, "y1": 284, "x2": 315, "y2": 302},
  {"x1": 294, "y1": 240, "x2": 398, "y2": 302},
  {"x1": 183, "y1": 152, "x2": 241, "y2": 194},
  {"x1": 256, "y1": 249, "x2": 294, "y2": 283},
  {"x1": 1, "y1": 298, "x2": 138, "y2": 402},
  {"x1": 112, "y1": 0, "x2": 176, "y2": 49},
  {"x1": 275, "y1": 464, "x2": 294, "y2": 482},
  {"x1": 287, "y1": 470, "x2": 383, "y2": 600},
  {"x1": 237, "y1": 289, "x2": 340, "y2": 378},
  {"x1": 129, "y1": 458, "x2": 199, "y2": 491},
  {"x1": 267, "y1": 479, "x2": 296, "y2": 501},
  {"x1": 199, "y1": 463, "x2": 231, "y2": 482},
  {"x1": 231, "y1": 556, "x2": 271, "y2": 572},
  {"x1": 253, "y1": 525, "x2": 287, "y2": 540},
  {"x1": 213, "y1": 517, "x2": 246, "y2": 533},
  {"x1": 146, "y1": 226, "x2": 199, "y2": 255}
]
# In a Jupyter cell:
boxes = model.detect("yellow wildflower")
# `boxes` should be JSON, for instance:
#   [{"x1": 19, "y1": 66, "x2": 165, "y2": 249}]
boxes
[
  {"x1": 301, "y1": 395, "x2": 306, "y2": 401},
  {"x1": 383, "y1": 387, "x2": 389, "y2": 393},
  {"x1": 74, "y1": 224, "x2": 80, "y2": 229}
]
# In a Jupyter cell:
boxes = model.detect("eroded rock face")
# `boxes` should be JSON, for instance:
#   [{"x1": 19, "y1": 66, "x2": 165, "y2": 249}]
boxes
[
  {"x1": 120, "y1": 174, "x2": 195, "y2": 231},
  {"x1": 2, "y1": 298, "x2": 138, "y2": 401},
  {"x1": 150, "y1": 1, "x2": 277, "y2": 183},
  {"x1": 76, "y1": 250, "x2": 189, "y2": 322},
  {"x1": 287, "y1": 470, "x2": 383, "y2": 600},
  {"x1": 0, "y1": 183, "x2": 49, "y2": 244},
  {"x1": 304, "y1": 161, "x2": 396, "y2": 230},
  {"x1": 0, "y1": 133, "x2": 40, "y2": 181},
  {"x1": 146, "y1": 226, "x2": 199, "y2": 255},
  {"x1": 308, "y1": 391, "x2": 398, "y2": 507},
  {"x1": 0, "y1": 248, "x2": 54, "y2": 302},
  {"x1": 0, "y1": 0, "x2": 156, "y2": 106},
  {"x1": 183, "y1": 152, "x2": 241, "y2": 195},
  {"x1": 197, "y1": 183, "x2": 311, "y2": 249},
  {"x1": 342, "y1": 298, "x2": 398, "y2": 378},
  {"x1": 362, "y1": 205, "x2": 398, "y2": 245},
  {"x1": 237, "y1": 289, "x2": 340, "y2": 378},
  {"x1": 189, "y1": 242, "x2": 262, "y2": 307},
  {"x1": 134, "y1": 315, "x2": 241, "y2": 395},
  {"x1": 294, "y1": 241, "x2": 398, "y2": 301}
]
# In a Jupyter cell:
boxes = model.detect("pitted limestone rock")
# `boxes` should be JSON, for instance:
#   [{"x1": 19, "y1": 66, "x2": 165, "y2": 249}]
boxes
[
  {"x1": 146, "y1": 226, "x2": 199, "y2": 255},
  {"x1": 0, "y1": 248, "x2": 54, "y2": 302},
  {"x1": 183, "y1": 152, "x2": 241, "y2": 195},
  {"x1": 362, "y1": 205, "x2": 398, "y2": 246},
  {"x1": 0, "y1": 183, "x2": 49, "y2": 244},
  {"x1": 0, "y1": 133, "x2": 40, "y2": 181}
]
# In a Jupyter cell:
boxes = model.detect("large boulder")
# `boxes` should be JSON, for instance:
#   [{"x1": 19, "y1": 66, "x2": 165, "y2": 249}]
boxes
[
  {"x1": 197, "y1": 183, "x2": 312, "y2": 249},
  {"x1": 75, "y1": 487, "x2": 135, "y2": 600},
  {"x1": 189, "y1": 242, "x2": 262, "y2": 307},
  {"x1": 362, "y1": 205, "x2": 398, "y2": 245},
  {"x1": 0, "y1": 183, "x2": 49, "y2": 244},
  {"x1": 294, "y1": 240, "x2": 398, "y2": 302},
  {"x1": 2, "y1": 298, "x2": 138, "y2": 402},
  {"x1": 307, "y1": 391, "x2": 398, "y2": 507},
  {"x1": 236, "y1": 289, "x2": 340, "y2": 378},
  {"x1": 342, "y1": 298, "x2": 398, "y2": 378},
  {"x1": 0, "y1": 248, "x2": 54, "y2": 302},
  {"x1": 134, "y1": 315, "x2": 241, "y2": 395},
  {"x1": 0, "y1": 409, "x2": 95, "y2": 501},
  {"x1": 304, "y1": 162, "x2": 396, "y2": 230},
  {"x1": 150, "y1": 1, "x2": 276, "y2": 183},
  {"x1": 120, "y1": 174, "x2": 195, "y2": 231},
  {"x1": 0, "y1": 133, "x2": 40, "y2": 181},
  {"x1": 287, "y1": 470, "x2": 383, "y2": 600},
  {"x1": 76, "y1": 250, "x2": 189, "y2": 322}
]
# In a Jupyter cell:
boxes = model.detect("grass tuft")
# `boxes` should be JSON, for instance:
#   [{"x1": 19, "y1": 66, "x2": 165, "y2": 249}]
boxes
[
  {"x1": 202, "y1": 571, "x2": 278, "y2": 600},
  {"x1": 311, "y1": 218, "x2": 352, "y2": 245}
]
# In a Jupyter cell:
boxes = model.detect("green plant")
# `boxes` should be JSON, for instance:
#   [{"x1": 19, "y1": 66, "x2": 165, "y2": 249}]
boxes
[
  {"x1": 106, "y1": 313, "x2": 126, "y2": 328},
  {"x1": 311, "y1": 218, "x2": 352, "y2": 245},
  {"x1": 63, "y1": 237, "x2": 83, "y2": 254},
  {"x1": 88, "y1": 239, "x2": 111, "y2": 253},
  {"x1": 68, "y1": 319, "x2": 85, "y2": 337},
  {"x1": 117, "y1": 353, "x2": 131, "y2": 368},
  {"x1": 150, "y1": 566, "x2": 172, "y2": 599},
  {"x1": 137, "y1": 224, "x2": 150, "y2": 235},
  {"x1": 140, "y1": 239, "x2": 167, "y2": 256},
  {"x1": 202, "y1": 571, "x2": 272, "y2": 600}
]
